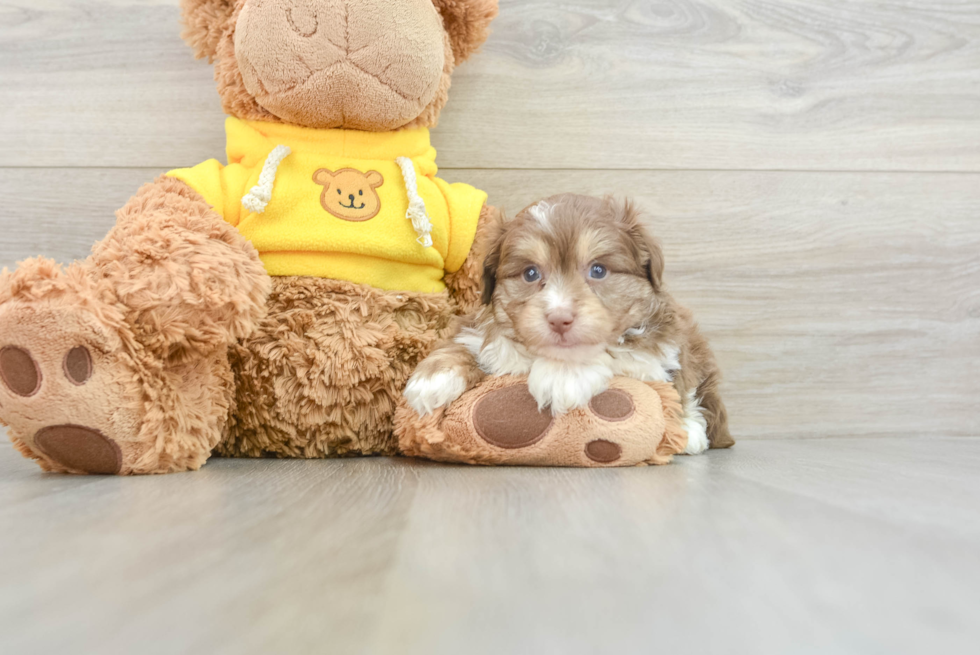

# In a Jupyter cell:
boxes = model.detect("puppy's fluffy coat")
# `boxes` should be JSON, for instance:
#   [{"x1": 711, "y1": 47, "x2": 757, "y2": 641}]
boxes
[{"x1": 404, "y1": 194, "x2": 733, "y2": 454}]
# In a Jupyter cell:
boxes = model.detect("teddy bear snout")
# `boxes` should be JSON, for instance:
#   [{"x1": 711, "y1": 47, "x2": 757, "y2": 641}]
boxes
[{"x1": 234, "y1": 0, "x2": 447, "y2": 130}]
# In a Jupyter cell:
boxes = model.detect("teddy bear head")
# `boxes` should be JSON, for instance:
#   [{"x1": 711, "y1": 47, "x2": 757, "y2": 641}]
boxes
[{"x1": 180, "y1": 0, "x2": 498, "y2": 131}]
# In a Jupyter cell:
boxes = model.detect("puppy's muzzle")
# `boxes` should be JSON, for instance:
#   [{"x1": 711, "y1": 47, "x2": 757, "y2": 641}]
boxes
[{"x1": 547, "y1": 309, "x2": 576, "y2": 336}]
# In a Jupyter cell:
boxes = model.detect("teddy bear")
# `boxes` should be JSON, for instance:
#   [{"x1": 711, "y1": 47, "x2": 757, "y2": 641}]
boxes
[{"x1": 0, "y1": 0, "x2": 500, "y2": 475}]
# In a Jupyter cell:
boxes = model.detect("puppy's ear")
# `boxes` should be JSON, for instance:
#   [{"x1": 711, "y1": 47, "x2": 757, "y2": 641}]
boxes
[
  {"x1": 644, "y1": 243, "x2": 666, "y2": 293},
  {"x1": 480, "y1": 211, "x2": 507, "y2": 305},
  {"x1": 432, "y1": 0, "x2": 499, "y2": 64},
  {"x1": 616, "y1": 198, "x2": 665, "y2": 292},
  {"x1": 180, "y1": 0, "x2": 237, "y2": 62},
  {"x1": 481, "y1": 257, "x2": 498, "y2": 305}
]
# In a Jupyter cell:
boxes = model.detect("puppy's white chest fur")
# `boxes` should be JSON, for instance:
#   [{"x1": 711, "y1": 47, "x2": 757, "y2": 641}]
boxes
[
  {"x1": 527, "y1": 355, "x2": 614, "y2": 414},
  {"x1": 607, "y1": 343, "x2": 681, "y2": 382},
  {"x1": 459, "y1": 329, "x2": 612, "y2": 413}
]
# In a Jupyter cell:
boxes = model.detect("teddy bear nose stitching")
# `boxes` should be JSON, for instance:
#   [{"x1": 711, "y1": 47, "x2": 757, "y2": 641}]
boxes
[{"x1": 286, "y1": 4, "x2": 318, "y2": 38}]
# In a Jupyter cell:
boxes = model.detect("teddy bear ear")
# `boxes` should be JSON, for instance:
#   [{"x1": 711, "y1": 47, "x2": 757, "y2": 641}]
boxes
[
  {"x1": 431, "y1": 0, "x2": 499, "y2": 64},
  {"x1": 179, "y1": 0, "x2": 238, "y2": 62}
]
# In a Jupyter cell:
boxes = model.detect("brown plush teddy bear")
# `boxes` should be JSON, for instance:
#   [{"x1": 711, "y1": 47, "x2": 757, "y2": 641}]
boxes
[{"x1": 0, "y1": 0, "x2": 499, "y2": 475}]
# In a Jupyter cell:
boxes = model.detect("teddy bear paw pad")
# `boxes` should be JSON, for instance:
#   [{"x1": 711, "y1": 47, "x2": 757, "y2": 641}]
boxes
[
  {"x1": 0, "y1": 346, "x2": 42, "y2": 397},
  {"x1": 588, "y1": 389, "x2": 636, "y2": 422},
  {"x1": 585, "y1": 439, "x2": 623, "y2": 463},
  {"x1": 473, "y1": 383, "x2": 553, "y2": 449},
  {"x1": 34, "y1": 425, "x2": 122, "y2": 475}
]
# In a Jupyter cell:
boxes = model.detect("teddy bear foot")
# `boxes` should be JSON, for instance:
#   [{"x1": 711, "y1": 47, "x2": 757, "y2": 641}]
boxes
[
  {"x1": 0, "y1": 302, "x2": 145, "y2": 475},
  {"x1": 0, "y1": 266, "x2": 148, "y2": 474},
  {"x1": 396, "y1": 376, "x2": 688, "y2": 467}
]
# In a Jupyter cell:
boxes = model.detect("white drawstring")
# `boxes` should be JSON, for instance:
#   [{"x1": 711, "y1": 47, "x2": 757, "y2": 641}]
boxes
[
  {"x1": 396, "y1": 156, "x2": 434, "y2": 248},
  {"x1": 242, "y1": 145, "x2": 291, "y2": 214}
]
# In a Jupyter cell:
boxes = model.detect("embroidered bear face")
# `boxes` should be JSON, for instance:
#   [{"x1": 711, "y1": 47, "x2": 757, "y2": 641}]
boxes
[{"x1": 313, "y1": 168, "x2": 385, "y2": 222}]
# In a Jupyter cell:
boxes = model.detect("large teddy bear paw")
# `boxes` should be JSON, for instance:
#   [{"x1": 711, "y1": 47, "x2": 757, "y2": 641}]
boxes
[
  {"x1": 395, "y1": 375, "x2": 688, "y2": 467},
  {"x1": 0, "y1": 277, "x2": 145, "y2": 474}
]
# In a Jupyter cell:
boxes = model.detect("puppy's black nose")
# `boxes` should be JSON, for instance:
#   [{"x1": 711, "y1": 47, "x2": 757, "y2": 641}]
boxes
[
  {"x1": 349, "y1": 194, "x2": 356, "y2": 202},
  {"x1": 547, "y1": 310, "x2": 576, "y2": 335}
]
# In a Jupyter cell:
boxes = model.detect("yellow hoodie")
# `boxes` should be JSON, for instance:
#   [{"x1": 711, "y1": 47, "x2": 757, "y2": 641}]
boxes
[{"x1": 167, "y1": 118, "x2": 487, "y2": 294}]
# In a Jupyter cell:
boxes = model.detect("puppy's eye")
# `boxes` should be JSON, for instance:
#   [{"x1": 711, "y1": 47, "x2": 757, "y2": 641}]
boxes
[
  {"x1": 523, "y1": 266, "x2": 542, "y2": 283},
  {"x1": 359, "y1": 190, "x2": 364, "y2": 196},
  {"x1": 589, "y1": 264, "x2": 608, "y2": 280},
  {"x1": 337, "y1": 189, "x2": 342, "y2": 195}
]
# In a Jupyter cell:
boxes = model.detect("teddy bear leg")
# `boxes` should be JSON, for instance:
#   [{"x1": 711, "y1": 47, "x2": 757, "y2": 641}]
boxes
[
  {"x1": 0, "y1": 177, "x2": 268, "y2": 474},
  {"x1": 218, "y1": 277, "x2": 455, "y2": 459}
]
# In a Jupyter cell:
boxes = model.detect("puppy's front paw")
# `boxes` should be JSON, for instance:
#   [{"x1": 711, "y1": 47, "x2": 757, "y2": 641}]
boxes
[
  {"x1": 680, "y1": 394, "x2": 710, "y2": 455},
  {"x1": 404, "y1": 370, "x2": 468, "y2": 416},
  {"x1": 528, "y1": 361, "x2": 612, "y2": 415},
  {"x1": 682, "y1": 418, "x2": 709, "y2": 455}
]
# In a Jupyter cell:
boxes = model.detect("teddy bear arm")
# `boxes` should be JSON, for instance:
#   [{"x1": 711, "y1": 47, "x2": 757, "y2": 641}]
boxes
[
  {"x1": 444, "y1": 203, "x2": 498, "y2": 315},
  {"x1": 90, "y1": 175, "x2": 270, "y2": 360},
  {"x1": 395, "y1": 376, "x2": 690, "y2": 467}
]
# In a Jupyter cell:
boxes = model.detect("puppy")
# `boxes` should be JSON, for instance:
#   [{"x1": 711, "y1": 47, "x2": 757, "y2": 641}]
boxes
[{"x1": 404, "y1": 194, "x2": 733, "y2": 454}]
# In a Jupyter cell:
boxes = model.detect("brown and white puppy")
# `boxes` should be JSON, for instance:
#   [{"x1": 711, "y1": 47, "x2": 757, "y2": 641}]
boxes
[{"x1": 404, "y1": 194, "x2": 733, "y2": 454}]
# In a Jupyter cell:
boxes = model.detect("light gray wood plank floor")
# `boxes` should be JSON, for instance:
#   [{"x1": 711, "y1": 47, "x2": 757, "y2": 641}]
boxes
[{"x1": 1, "y1": 437, "x2": 978, "y2": 655}]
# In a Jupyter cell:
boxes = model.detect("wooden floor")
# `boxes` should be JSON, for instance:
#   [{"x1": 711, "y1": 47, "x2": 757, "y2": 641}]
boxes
[
  {"x1": 1, "y1": 1, "x2": 979, "y2": 652},
  {"x1": 1, "y1": 439, "x2": 979, "y2": 654}
]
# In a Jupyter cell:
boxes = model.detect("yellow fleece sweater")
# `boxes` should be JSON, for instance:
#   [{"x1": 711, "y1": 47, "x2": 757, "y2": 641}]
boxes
[{"x1": 167, "y1": 118, "x2": 486, "y2": 293}]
